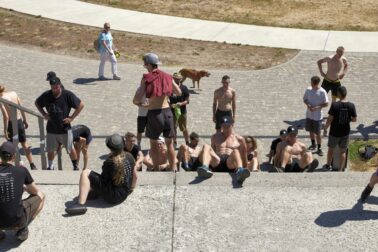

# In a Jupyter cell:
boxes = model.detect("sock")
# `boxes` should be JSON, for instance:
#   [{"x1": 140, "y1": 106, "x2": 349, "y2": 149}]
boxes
[
  {"x1": 317, "y1": 144, "x2": 321, "y2": 149},
  {"x1": 48, "y1": 160, "x2": 54, "y2": 169},
  {"x1": 311, "y1": 140, "x2": 315, "y2": 146},
  {"x1": 72, "y1": 160, "x2": 78, "y2": 169}
]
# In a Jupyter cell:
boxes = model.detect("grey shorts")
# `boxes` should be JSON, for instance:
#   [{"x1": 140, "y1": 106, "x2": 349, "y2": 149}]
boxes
[
  {"x1": 328, "y1": 135, "x2": 349, "y2": 150},
  {"x1": 305, "y1": 118, "x2": 322, "y2": 135},
  {"x1": 46, "y1": 130, "x2": 73, "y2": 154}
]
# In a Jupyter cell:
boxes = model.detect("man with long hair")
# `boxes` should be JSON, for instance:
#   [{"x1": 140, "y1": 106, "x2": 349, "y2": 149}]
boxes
[{"x1": 65, "y1": 133, "x2": 137, "y2": 215}]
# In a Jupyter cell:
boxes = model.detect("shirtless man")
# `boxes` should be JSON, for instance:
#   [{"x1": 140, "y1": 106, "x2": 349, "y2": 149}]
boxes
[
  {"x1": 143, "y1": 137, "x2": 177, "y2": 171},
  {"x1": 273, "y1": 126, "x2": 319, "y2": 173},
  {"x1": 0, "y1": 85, "x2": 37, "y2": 170},
  {"x1": 317, "y1": 46, "x2": 348, "y2": 102},
  {"x1": 213, "y1": 75, "x2": 236, "y2": 132},
  {"x1": 133, "y1": 53, "x2": 181, "y2": 172},
  {"x1": 177, "y1": 132, "x2": 202, "y2": 171},
  {"x1": 196, "y1": 116, "x2": 250, "y2": 184}
]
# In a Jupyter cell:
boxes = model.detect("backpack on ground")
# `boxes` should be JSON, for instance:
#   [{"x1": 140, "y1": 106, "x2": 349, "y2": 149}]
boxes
[{"x1": 358, "y1": 144, "x2": 378, "y2": 160}]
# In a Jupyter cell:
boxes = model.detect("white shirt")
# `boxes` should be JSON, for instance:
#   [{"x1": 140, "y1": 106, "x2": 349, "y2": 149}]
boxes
[{"x1": 303, "y1": 87, "x2": 328, "y2": 121}]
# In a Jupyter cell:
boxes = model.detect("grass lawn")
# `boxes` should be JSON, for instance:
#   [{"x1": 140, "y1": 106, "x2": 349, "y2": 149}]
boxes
[{"x1": 84, "y1": 0, "x2": 378, "y2": 31}]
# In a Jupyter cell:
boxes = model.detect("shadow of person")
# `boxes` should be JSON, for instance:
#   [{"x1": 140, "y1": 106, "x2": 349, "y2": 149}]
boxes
[
  {"x1": 98, "y1": 154, "x2": 109, "y2": 160},
  {"x1": 314, "y1": 200, "x2": 378, "y2": 228},
  {"x1": 19, "y1": 147, "x2": 41, "y2": 156},
  {"x1": 63, "y1": 195, "x2": 116, "y2": 217},
  {"x1": 355, "y1": 122, "x2": 378, "y2": 140},
  {"x1": 188, "y1": 90, "x2": 200, "y2": 95},
  {"x1": 283, "y1": 118, "x2": 306, "y2": 130},
  {"x1": 73, "y1": 78, "x2": 98, "y2": 85},
  {"x1": 188, "y1": 176, "x2": 211, "y2": 184}
]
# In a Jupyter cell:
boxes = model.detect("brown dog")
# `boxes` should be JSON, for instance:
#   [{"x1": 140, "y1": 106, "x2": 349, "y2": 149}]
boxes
[{"x1": 179, "y1": 68, "x2": 210, "y2": 89}]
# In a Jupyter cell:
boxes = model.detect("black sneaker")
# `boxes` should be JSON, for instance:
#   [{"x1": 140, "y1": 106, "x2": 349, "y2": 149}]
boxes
[
  {"x1": 360, "y1": 185, "x2": 373, "y2": 203},
  {"x1": 16, "y1": 227, "x2": 29, "y2": 241},
  {"x1": 73, "y1": 166, "x2": 79, "y2": 171},
  {"x1": 197, "y1": 165, "x2": 213, "y2": 179},
  {"x1": 181, "y1": 162, "x2": 191, "y2": 172},
  {"x1": 30, "y1": 163, "x2": 37, "y2": 170},
  {"x1": 308, "y1": 145, "x2": 316, "y2": 151},
  {"x1": 270, "y1": 166, "x2": 285, "y2": 173},
  {"x1": 65, "y1": 203, "x2": 87, "y2": 215},
  {"x1": 322, "y1": 164, "x2": 332, "y2": 171},
  {"x1": 236, "y1": 167, "x2": 250, "y2": 184},
  {"x1": 317, "y1": 148, "x2": 324, "y2": 156},
  {"x1": 47, "y1": 166, "x2": 54, "y2": 170},
  {"x1": 306, "y1": 159, "x2": 319, "y2": 172}
]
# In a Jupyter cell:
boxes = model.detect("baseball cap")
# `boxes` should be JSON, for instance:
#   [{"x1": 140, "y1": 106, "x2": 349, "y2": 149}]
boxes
[
  {"x1": 106, "y1": 133, "x2": 124, "y2": 151},
  {"x1": 143, "y1": 53, "x2": 161, "y2": 65},
  {"x1": 220, "y1": 116, "x2": 234, "y2": 126},
  {"x1": 287, "y1": 126, "x2": 298, "y2": 135},
  {"x1": 0, "y1": 142, "x2": 17, "y2": 155},
  {"x1": 157, "y1": 136, "x2": 165, "y2": 144},
  {"x1": 49, "y1": 76, "x2": 61, "y2": 85},
  {"x1": 46, "y1": 71, "x2": 56, "y2": 81},
  {"x1": 279, "y1": 129, "x2": 287, "y2": 136}
]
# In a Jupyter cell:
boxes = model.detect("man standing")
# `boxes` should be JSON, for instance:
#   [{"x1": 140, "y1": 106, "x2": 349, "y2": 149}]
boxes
[
  {"x1": 213, "y1": 75, "x2": 236, "y2": 132},
  {"x1": 323, "y1": 86, "x2": 356, "y2": 171},
  {"x1": 98, "y1": 22, "x2": 121, "y2": 80},
  {"x1": 0, "y1": 142, "x2": 45, "y2": 241},
  {"x1": 169, "y1": 72, "x2": 190, "y2": 145},
  {"x1": 196, "y1": 116, "x2": 250, "y2": 184},
  {"x1": 303, "y1": 76, "x2": 329, "y2": 156},
  {"x1": 0, "y1": 85, "x2": 37, "y2": 170},
  {"x1": 35, "y1": 77, "x2": 84, "y2": 170},
  {"x1": 317, "y1": 46, "x2": 348, "y2": 102},
  {"x1": 133, "y1": 53, "x2": 181, "y2": 172},
  {"x1": 273, "y1": 126, "x2": 319, "y2": 173}
]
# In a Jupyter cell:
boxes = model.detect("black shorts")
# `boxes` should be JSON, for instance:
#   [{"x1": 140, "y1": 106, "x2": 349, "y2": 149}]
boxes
[
  {"x1": 305, "y1": 118, "x2": 322, "y2": 135},
  {"x1": 321, "y1": 78, "x2": 341, "y2": 97},
  {"x1": 210, "y1": 154, "x2": 236, "y2": 173},
  {"x1": 7, "y1": 119, "x2": 26, "y2": 143},
  {"x1": 284, "y1": 162, "x2": 302, "y2": 172},
  {"x1": 88, "y1": 170, "x2": 129, "y2": 204},
  {"x1": 137, "y1": 116, "x2": 147, "y2": 133},
  {"x1": 145, "y1": 108, "x2": 175, "y2": 140},
  {"x1": 215, "y1": 110, "x2": 232, "y2": 130},
  {"x1": 189, "y1": 157, "x2": 202, "y2": 171}
]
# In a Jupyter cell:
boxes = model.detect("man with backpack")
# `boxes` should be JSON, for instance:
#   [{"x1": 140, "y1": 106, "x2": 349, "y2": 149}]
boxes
[{"x1": 96, "y1": 22, "x2": 121, "y2": 80}]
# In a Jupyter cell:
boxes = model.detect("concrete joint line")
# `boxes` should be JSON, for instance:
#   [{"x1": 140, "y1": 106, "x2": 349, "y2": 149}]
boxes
[
  {"x1": 323, "y1": 31, "x2": 331, "y2": 51},
  {"x1": 171, "y1": 172, "x2": 177, "y2": 252}
]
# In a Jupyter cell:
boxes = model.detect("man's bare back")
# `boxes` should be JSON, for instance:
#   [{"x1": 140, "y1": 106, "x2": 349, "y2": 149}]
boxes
[{"x1": 1, "y1": 91, "x2": 21, "y2": 119}]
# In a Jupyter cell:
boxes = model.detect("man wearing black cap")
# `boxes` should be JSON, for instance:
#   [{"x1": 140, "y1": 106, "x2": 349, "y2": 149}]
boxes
[
  {"x1": 267, "y1": 129, "x2": 287, "y2": 164},
  {"x1": 273, "y1": 126, "x2": 318, "y2": 172},
  {"x1": 196, "y1": 116, "x2": 250, "y2": 184},
  {"x1": 0, "y1": 142, "x2": 45, "y2": 241},
  {"x1": 323, "y1": 86, "x2": 356, "y2": 171},
  {"x1": 35, "y1": 76, "x2": 84, "y2": 170}
]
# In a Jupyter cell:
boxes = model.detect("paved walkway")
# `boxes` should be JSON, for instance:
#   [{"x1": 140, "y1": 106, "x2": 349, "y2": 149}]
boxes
[
  {"x1": 1, "y1": 0, "x2": 378, "y2": 52},
  {"x1": 1, "y1": 172, "x2": 377, "y2": 251}
]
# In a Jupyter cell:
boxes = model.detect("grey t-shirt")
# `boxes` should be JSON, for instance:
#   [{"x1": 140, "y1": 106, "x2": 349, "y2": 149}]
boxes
[{"x1": 303, "y1": 87, "x2": 328, "y2": 121}]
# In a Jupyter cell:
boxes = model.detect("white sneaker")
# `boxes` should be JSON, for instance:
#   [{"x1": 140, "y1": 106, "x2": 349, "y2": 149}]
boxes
[{"x1": 113, "y1": 75, "x2": 121, "y2": 80}]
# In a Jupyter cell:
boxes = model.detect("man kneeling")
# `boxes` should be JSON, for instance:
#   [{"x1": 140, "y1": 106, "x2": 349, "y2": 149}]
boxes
[
  {"x1": 273, "y1": 126, "x2": 319, "y2": 172},
  {"x1": 65, "y1": 134, "x2": 137, "y2": 215},
  {"x1": 0, "y1": 142, "x2": 45, "y2": 241},
  {"x1": 196, "y1": 116, "x2": 250, "y2": 184}
]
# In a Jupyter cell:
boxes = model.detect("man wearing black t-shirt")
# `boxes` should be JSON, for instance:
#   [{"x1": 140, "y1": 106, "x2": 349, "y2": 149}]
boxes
[
  {"x1": 72, "y1": 124, "x2": 92, "y2": 170},
  {"x1": 323, "y1": 86, "x2": 357, "y2": 171},
  {"x1": 169, "y1": 72, "x2": 190, "y2": 145},
  {"x1": 35, "y1": 77, "x2": 84, "y2": 170},
  {"x1": 0, "y1": 142, "x2": 45, "y2": 241},
  {"x1": 123, "y1": 132, "x2": 144, "y2": 171},
  {"x1": 267, "y1": 129, "x2": 287, "y2": 164}
]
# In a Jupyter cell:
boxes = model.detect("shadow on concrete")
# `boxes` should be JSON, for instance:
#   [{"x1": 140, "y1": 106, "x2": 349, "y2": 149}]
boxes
[
  {"x1": 0, "y1": 232, "x2": 23, "y2": 251},
  {"x1": 63, "y1": 196, "x2": 115, "y2": 217},
  {"x1": 314, "y1": 199, "x2": 378, "y2": 228},
  {"x1": 98, "y1": 154, "x2": 109, "y2": 160},
  {"x1": 188, "y1": 176, "x2": 211, "y2": 184},
  {"x1": 19, "y1": 147, "x2": 41, "y2": 156},
  {"x1": 188, "y1": 90, "x2": 200, "y2": 95},
  {"x1": 73, "y1": 78, "x2": 98, "y2": 85},
  {"x1": 283, "y1": 118, "x2": 306, "y2": 130},
  {"x1": 351, "y1": 121, "x2": 378, "y2": 140}
]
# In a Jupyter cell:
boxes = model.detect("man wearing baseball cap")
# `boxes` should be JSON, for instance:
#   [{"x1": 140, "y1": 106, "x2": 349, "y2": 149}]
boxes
[
  {"x1": 195, "y1": 116, "x2": 250, "y2": 185},
  {"x1": 0, "y1": 142, "x2": 45, "y2": 241},
  {"x1": 272, "y1": 126, "x2": 319, "y2": 172},
  {"x1": 133, "y1": 53, "x2": 181, "y2": 172}
]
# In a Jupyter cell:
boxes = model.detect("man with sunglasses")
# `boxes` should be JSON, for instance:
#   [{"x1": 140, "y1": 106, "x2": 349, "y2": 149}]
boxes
[
  {"x1": 98, "y1": 22, "x2": 121, "y2": 80},
  {"x1": 273, "y1": 126, "x2": 319, "y2": 172}
]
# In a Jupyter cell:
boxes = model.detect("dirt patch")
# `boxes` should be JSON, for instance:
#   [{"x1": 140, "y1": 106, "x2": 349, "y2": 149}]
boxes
[
  {"x1": 84, "y1": 0, "x2": 378, "y2": 31},
  {"x1": 0, "y1": 8, "x2": 297, "y2": 70}
]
